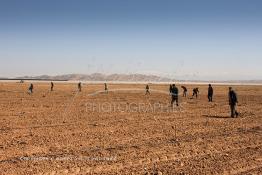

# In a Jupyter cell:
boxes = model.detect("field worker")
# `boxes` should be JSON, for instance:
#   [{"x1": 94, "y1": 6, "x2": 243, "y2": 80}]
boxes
[
  {"x1": 169, "y1": 84, "x2": 172, "y2": 94},
  {"x1": 78, "y1": 82, "x2": 82, "y2": 92},
  {"x1": 208, "y1": 84, "x2": 213, "y2": 102},
  {"x1": 28, "y1": 83, "x2": 34, "y2": 94},
  {"x1": 171, "y1": 84, "x2": 179, "y2": 106},
  {"x1": 228, "y1": 87, "x2": 239, "y2": 118},
  {"x1": 51, "y1": 82, "x2": 54, "y2": 91},
  {"x1": 145, "y1": 84, "x2": 150, "y2": 95},
  {"x1": 181, "y1": 86, "x2": 187, "y2": 97},
  {"x1": 192, "y1": 88, "x2": 199, "y2": 98},
  {"x1": 104, "y1": 83, "x2": 108, "y2": 93}
]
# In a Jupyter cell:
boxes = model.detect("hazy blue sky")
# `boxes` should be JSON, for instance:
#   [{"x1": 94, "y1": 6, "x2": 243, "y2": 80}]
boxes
[{"x1": 0, "y1": 0, "x2": 261, "y2": 80}]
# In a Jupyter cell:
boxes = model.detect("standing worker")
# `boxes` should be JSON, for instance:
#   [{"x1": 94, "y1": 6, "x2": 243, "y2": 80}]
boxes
[
  {"x1": 51, "y1": 82, "x2": 54, "y2": 91},
  {"x1": 104, "y1": 83, "x2": 108, "y2": 93},
  {"x1": 145, "y1": 84, "x2": 150, "y2": 95},
  {"x1": 28, "y1": 83, "x2": 34, "y2": 94},
  {"x1": 170, "y1": 84, "x2": 179, "y2": 106},
  {"x1": 208, "y1": 84, "x2": 213, "y2": 102},
  {"x1": 228, "y1": 87, "x2": 239, "y2": 118},
  {"x1": 169, "y1": 84, "x2": 172, "y2": 94},
  {"x1": 78, "y1": 82, "x2": 82, "y2": 92}
]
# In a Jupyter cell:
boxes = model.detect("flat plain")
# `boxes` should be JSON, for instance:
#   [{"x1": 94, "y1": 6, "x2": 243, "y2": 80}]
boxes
[{"x1": 0, "y1": 82, "x2": 261, "y2": 175}]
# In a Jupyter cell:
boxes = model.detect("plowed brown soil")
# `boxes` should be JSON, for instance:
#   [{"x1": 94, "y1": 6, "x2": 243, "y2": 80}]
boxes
[{"x1": 0, "y1": 82, "x2": 261, "y2": 175}]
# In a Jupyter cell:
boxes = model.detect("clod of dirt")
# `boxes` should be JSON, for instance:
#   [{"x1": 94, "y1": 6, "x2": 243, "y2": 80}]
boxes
[{"x1": 19, "y1": 141, "x2": 27, "y2": 145}]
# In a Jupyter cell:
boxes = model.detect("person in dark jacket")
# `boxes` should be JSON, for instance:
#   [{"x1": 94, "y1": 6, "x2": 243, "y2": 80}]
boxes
[
  {"x1": 145, "y1": 84, "x2": 150, "y2": 95},
  {"x1": 171, "y1": 84, "x2": 179, "y2": 106},
  {"x1": 51, "y1": 82, "x2": 54, "y2": 91},
  {"x1": 181, "y1": 86, "x2": 187, "y2": 97},
  {"x1": 192, "y1": 88, "x2": 199, "y2": 98},
  {"x1": 228, "y1": 87, "x2": 239, "y2": 118},
  {"x1": 28, "y1": 83, "x2": 33, "y2": 94},
  {"x1": 208, "y1": 84, "x2": 213, "y2": 102},
  {"x1": 169, "y1": 84, "x2": 172, "y2": 94},
  {"x1": 104, "y1": 83, "x2": 108, "y2": 93},
  {"x1": 78, "y1": 82, "x2": 82, "y2": 92}
]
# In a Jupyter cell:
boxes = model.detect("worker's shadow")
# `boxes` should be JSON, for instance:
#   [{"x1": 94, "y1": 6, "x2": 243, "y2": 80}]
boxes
[{"x1": 202, "y1": 114, "x2": 230, "y2": 119}]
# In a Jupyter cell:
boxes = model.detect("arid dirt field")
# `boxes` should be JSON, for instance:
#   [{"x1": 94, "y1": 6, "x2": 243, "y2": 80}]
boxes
[{"x1": 0, "y1": 82, "x2": 261, "y2": 175}]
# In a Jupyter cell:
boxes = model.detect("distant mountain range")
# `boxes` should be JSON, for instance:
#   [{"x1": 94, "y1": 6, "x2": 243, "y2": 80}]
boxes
[
  {"x1": 0, "y1": 73, "x2": 261, "y2": 84},
  {"x1": 15, "y1": 73, "x2": 174, "y2": 82}
]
